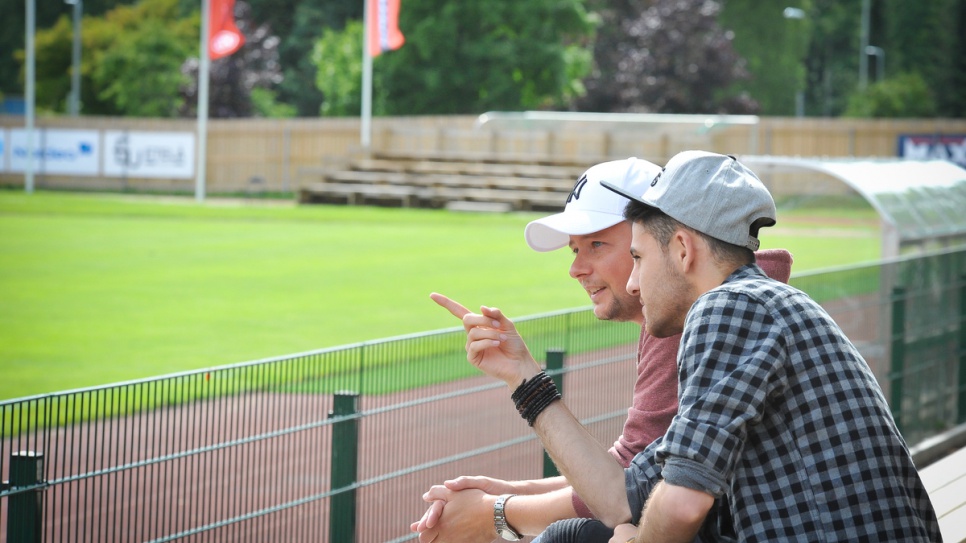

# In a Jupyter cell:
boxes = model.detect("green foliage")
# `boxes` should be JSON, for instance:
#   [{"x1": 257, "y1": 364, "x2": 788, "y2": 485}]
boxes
[
  {"x1": 720, "y1": 0, "x2": 812, "y2": 115},
  {"x1": 250, "y1": 88, "x2": 296, "y2": 118},
  {"x1": 23, "y1": 0, "x2": 198, "y2": 116},
  {"x1": 377, "y1": 0, "x2": 596, "y2": 114},
  {"x1": 247, "y1": 0, "x2": 359, "y2": 116},
  {"x1": 843, "y1": 72, "x2": 937, "y2": 118},
  {"x1": 26, "y1": 16, "x2": 76, "y2": 112},
  {"x1": 93, "y1": 19, "x2": 192, "y2": 116},
  {"x1": 309, "y1": 0, "x2": 595, "y2": 115},
  {"x1": 312, "y1": 20, "x2": 366, "y2": 116}
]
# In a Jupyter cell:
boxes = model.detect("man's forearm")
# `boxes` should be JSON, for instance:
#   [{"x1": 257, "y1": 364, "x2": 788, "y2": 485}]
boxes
[
  {"x1": 504, "y1": 487, "x2": 578, "y2": 535},
  {"x1": 635, "y1": 482, "x2": 713, "y2": 542},
  {"x1": 531, "y1": 401, "x2": 631, "y2": 527},
  {"x1": 515, "y1": 475, "x2": 570, "y2": 495}
]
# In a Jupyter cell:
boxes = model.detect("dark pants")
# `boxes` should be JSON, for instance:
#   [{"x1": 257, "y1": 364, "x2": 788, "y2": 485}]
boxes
[{"x1": 539, "y1": 519, "x2": 613, "y2": 543}]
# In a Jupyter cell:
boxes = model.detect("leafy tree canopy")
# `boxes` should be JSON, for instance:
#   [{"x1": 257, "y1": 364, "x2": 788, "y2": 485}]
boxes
[
  {"x1": 377, "y1": 0, "x2": 596, "y2": 114},
  {"x1": 312, "y1": 20, "x2": 366, "y2": 117},
  {"x1": 580, "y1": 0, "x2": 757, "y2": 113},
  {"x1": 179, "y1": 1, "x2": 285, "y2": 118},
  {"x1": 21, "y1": 0, "x2": 197, "y2": 115},
  {"x1": 844, "y1": 72, "x2": 937, "y2": 118},
  {"x1": 247, "y1": 0, "x2": 359, "y2": 116}
]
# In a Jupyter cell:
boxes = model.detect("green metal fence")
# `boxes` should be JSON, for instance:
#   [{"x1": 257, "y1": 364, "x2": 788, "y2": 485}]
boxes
[
  {"x1": 2, "y1": 247, "x2": 964, "y2": 542},
  {"x1": 789, "y1": 246, "x2": 966, "y2": 445}
]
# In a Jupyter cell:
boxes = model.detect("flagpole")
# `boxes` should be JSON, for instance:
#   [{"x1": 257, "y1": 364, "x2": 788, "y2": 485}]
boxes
[
  {"x1": 361, "y1": 0, "x2": 373, "y2": 150},
  {"x1": 196, "y1": 0, "x2": 210, "y2": 202},
  {"x1": 25, "y1": 0, "x2": 36, "y2": 194}
]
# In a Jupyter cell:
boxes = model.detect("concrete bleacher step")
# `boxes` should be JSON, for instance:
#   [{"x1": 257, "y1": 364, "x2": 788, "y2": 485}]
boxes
[
  {"x1": 444, "y1": 201, "x2": 513, "y2": 213},
  {"x1": 298, "y1": 151, "x2": 580, "y2": 211},
  {"x1": 349, "y1": 156, "x2": 584, "y2": 179}
]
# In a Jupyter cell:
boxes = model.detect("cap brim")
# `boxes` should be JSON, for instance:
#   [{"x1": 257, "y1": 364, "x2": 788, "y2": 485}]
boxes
[
  {"x1": 600, "y1": 180, "x2": 648, "y2": 206},
  {"x1": 525, "y1": 209, "x2": 626, "y2": 252}
]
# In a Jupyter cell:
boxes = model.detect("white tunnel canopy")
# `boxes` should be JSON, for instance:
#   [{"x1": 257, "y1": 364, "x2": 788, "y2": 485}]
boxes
[{"x1": 739, "y1": 156, "x2": 966, "y2": 259}]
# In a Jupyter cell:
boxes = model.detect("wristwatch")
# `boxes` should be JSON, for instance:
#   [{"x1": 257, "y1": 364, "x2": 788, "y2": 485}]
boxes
[{"x1": 494, "y1": 494, "x2": 522, "y2": 541}]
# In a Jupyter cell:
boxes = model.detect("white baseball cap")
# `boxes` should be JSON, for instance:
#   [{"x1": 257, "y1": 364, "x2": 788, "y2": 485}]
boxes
[
  {"x1": 525, "y1": 157, "x2": 663, "y2": 252},
  {"x1": 601, "y1": 151, "x2": 777, "y2": 251}
]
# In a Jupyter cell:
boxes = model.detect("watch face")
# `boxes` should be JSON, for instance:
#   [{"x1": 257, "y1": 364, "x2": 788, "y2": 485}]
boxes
[{"x1": 498, "y1": 528, "x2": 519, "y2": 541}]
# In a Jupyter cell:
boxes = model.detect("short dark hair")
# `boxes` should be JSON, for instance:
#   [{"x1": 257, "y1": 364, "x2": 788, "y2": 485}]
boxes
[{"x1": 623, "y1": 200, "x2": 754, "y2": 266}]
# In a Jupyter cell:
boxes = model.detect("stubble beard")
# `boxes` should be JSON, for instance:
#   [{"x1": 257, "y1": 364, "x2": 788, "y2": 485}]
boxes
[
  {"x1": 644, "y1": 263, "x2": 693, "y2": 337},
  {"x1": 596, "y1": 293, "x2": 644, "y2": 323}
]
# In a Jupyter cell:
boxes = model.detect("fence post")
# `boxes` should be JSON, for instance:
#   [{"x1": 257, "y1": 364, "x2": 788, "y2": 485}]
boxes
[
  {"x1": 329, "y1": 392, "x2": 359, "y2": 543},
  {"x1": 959, "y1": 275, "x2": 966, "y2": 424},
  {"x1": 543, "y1": 349, "x2": 565, "y2": 478},
  {"x1": 890, "y1": 287, "x2": 906, "y2": 432},
  {"x1": 5, "y1": 451, "x2": 44, "y2": 543}
]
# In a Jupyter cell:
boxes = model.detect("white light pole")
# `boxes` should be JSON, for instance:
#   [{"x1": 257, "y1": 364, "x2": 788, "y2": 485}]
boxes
[
  {"x1": 865, "y1": 45, "x2": 885, "y2": 84},
  {"x1": 25, "y1": 0, "x2": 36, "y2": 194},
  {"x1": 196, "y1": 0, "x2": 210, "y2": 202},
  {"x1": 361, "y1": 0, "x2": 373, "y2": 149},
  {"x1": 64, "y1": 0, "x2": 82, "y2": 116},
  {"x1": 783, "y1": 7, "x2": 806, "y2": 117},
  {"x1": 859, "y1": 0, "x2": 871, "y2": 88}
]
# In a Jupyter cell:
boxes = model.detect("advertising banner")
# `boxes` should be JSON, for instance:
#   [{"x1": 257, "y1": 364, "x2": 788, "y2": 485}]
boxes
[
  {"x1": 9, "y1": 129, "x2": 100, "y2": 175},
  {"x1": 897, "y1": 134, "x2": 966, "y2": 168},
  {"x1": 104, "y1": 131, "x2": 195, "y2": 179},
  {"x1": 0, "y1": 129, "x2": 7, "y2": 172}
]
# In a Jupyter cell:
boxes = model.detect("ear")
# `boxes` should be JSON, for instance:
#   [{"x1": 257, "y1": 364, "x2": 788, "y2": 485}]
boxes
[{"x1": 672, "y1": 229, "x2": 699, "y2": 274}]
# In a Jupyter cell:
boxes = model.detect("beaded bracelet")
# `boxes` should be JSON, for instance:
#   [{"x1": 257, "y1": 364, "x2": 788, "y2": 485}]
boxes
[
  {"x1": 511, "y1": 371, "x2": 561, "y2": 426},
  {"x1": 512, "y1": 372, "x2": 552, "y2": 416}
]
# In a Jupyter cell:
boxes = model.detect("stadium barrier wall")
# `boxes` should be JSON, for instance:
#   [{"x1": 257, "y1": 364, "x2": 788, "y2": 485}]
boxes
[
  {"x1": 1, "y1": 248, "x2": 964, "y2": 542},
  {"x1": 2, "y1": 115, "x2": 966, "y2": 195}
]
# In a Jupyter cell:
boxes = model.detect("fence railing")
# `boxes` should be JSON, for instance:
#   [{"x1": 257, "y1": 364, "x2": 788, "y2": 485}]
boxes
[{"x1": 2, "y1": 248, "x2": 964, "y2": 542}]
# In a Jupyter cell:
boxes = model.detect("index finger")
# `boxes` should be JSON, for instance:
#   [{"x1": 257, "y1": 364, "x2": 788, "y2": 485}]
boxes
[{"x1": 429, "y1": 292, "x2": 470, "y2": 320}]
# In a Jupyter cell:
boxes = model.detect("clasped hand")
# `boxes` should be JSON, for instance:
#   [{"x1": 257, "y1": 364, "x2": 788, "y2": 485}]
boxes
[{"x1": 410, "y1": 476, "x2": 517, "y2": 542}]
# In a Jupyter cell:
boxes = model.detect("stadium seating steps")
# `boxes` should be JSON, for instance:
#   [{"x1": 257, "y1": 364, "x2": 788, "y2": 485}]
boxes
[{"x1": 297, "y1": 150, "x2": 589, "y2": 211}]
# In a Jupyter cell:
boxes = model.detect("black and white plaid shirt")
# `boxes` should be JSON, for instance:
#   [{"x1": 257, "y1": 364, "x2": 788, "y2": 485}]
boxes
[{"x1": 625, "y1": 264, "x2": 941, "y2": 542}]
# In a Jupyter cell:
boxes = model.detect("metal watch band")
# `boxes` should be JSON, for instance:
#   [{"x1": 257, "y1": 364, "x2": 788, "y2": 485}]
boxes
[{"x1": 494, "y1": 493, "x2": 522, "y2": 541}]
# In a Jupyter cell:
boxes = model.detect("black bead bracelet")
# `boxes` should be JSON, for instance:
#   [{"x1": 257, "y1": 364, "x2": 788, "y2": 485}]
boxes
[{"x1": 511, "y1": 371, "x2": 561, "y2": 426}]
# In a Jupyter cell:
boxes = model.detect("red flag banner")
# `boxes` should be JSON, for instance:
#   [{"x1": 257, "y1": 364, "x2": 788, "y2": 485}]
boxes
[
  {"x1": 368, "y1": 0, "x2": 405, "y2": 57},
  {"x1": 209, "y1": 0, "x2": 245, "y2": 60}
]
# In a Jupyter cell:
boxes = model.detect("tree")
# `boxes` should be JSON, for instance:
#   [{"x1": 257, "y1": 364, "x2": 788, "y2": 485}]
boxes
[
  {"x1": 843, "y1": 72, "x2": 936, "y2": 118},
  {"x1": 883, "y1": 0, "x2": 962, "y2": 117},
  {"x1": 179, "y1": 0, "x2": 285, "y2": 118},
  {"x1": 93, "y1": 19, "x2": 192, "y2": 116},
  {"x1": 797, "y1": 0, "x2": 860, "y2": 116},
  {"x1": 24, "y1": 16, "x2": 75, "y2": 112},
  {"x1": 246, "y1": 0, "x2": 359, "y2": 116},
  {"x1": 21, "y1": 0, "x2": 197, "y2": 116},
  {"x1": 374, "y1": 0, "x2": 596, "y2": 114},
  {"x1": 581, "y1": 0, "x2": 756, "y2": 113},
  {"x1": 576, "y1": 0, "x2": 649, "y2": 112},
  {"x1": 311, "y1": 21, "x2": 366, "y2": 116},
  {"x1": 719, "y1": 0, "x2": 811, "y2": 115},
  {"x1": 2, "y1": 0, "x2": 149, "y2": 99}
]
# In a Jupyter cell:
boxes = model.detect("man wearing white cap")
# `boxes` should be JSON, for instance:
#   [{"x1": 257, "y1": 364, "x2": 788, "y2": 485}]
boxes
[
  {"x1": 431, "y1": 150, "x2": 938, "y2": 542},
  {"x1": 412, "y1": 157, "x2": 793, "y2": 542}
]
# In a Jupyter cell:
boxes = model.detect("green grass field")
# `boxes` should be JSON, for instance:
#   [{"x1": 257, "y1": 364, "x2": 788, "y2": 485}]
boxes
[{"x1": 0, "y1": 190, "x2": 881, "y2": 400}]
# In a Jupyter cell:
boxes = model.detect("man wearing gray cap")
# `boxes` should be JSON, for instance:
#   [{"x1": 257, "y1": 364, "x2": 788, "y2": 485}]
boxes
[
  {"x1": 431, "y1": 150, "x2": 939, "y2": 542},
  {"x1": 414, "y1": 156, "x2": 792, "y2": 542},
  {"x1": 412, "y1": 157, "x2": 680, "y2": 541}
]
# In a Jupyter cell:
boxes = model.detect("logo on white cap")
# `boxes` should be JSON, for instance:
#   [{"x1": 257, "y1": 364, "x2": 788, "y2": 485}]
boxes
[
  {"x1": 524, "y1": 157, "x2": 663, "y2": 252},
  {"x1": 567, "y1": 175, "x2": 589, "y2": 204}
]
